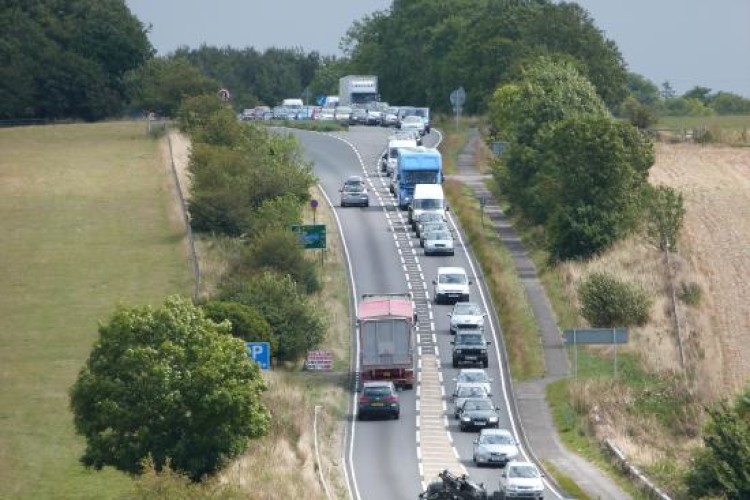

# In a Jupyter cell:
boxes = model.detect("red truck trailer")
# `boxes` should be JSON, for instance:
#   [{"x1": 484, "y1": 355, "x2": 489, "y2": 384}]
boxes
[{"x1": 358, "y1": 293, "x2": 416, "y2": 389}]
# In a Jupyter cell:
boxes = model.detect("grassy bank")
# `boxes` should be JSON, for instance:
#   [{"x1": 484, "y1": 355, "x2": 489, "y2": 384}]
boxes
[{"x1": 0, "y1": 121, "x2": 193, "y2": 498}]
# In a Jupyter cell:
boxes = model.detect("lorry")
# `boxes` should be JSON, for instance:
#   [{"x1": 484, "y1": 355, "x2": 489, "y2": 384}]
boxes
[
  {"x1": 358, "y1": 293, "x2": 416, "y2": 389},
  {"x1": 394, "y1": 147, "x2": 443, "y2": 210},
  {"x1": 339, "y1": 75, "x2": 379, "y2": 106}
]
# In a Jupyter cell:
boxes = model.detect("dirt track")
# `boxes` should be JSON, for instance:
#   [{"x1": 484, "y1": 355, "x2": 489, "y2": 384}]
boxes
[{"x1": 650, "y1": 143, "x2": 750, "y2": 394}]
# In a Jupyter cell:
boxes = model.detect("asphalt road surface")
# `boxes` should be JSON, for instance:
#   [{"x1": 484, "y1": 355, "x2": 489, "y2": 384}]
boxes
[{"x1": 290, "y1": 126, "x2": 563, "y2": 500}]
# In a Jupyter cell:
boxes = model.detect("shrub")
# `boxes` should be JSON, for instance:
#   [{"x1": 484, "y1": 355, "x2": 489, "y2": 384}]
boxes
[
  {"x1": 678, "y1": 282, "x2": 702, "y2": 307},
  {"x1": 578, "y1": 272, "x2": 652, "y2": 327},
  {"x1": 201, "y1": 300, "x2": 275, "y2": 349},
  {"x1": 644, "y1": 185, "x2": 685, "y2": 251}
]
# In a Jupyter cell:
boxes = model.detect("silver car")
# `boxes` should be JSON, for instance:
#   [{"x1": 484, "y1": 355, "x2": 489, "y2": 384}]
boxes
[
  {"x1": 453, "y1": 368, "x2": 492, "y2": 396},
  {"x1": 473, "y1": 429, "x2": 519, "y2": 467},
  {"x1": 448, "y1": 302, "x2": 485, "y2": 334},
  {"x1": 340, "y1": 176, "x2": 369, "y2": 207},
  {"x1": 424, "y1": 229, "x2": 454, "y2": 256},
  {"x1": 420, "y1": 221, "x2": 449, "y2": 247},
  {"x1": 415, "y1": 211, "x2": 445, "y2": 235}
]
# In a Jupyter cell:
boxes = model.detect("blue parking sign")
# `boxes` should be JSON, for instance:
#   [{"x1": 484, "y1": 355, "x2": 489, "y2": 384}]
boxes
[{"x1": 246, "y1": 342, "x2": 271, "y2": 370}]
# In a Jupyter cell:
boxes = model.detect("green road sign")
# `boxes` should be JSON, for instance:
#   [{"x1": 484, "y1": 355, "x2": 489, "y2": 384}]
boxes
[{"x1": 291, "y1": 224, "x2": 326, "y2": 249}]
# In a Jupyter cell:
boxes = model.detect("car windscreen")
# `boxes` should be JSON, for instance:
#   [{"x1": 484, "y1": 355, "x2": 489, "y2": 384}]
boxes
[
  {"x1": 509, "y1": 466, "x2": 539, "y2": 478},
  {"x1": 455, "y1": 303, "x2": 481, "y2": 315},
  {"x1": 458, "y1": 334, "x2": 483, "y2": 345},
  {"x1": 481, "y1": 434, "x2": 513, "y2": 445},
  {"x1": 344, "y1": 184, "x2": 364, "y2": 193},
  {"x1": 426, "y1": 231, "x2": 451, "y2": 240},
  {"x1": 440, "y1": 273, "x2": 467, "y2": 284},
  {"x1": 363, "y1": 386, "x2": 391, "y2": 397},
  {"x1": 461, "y1": 372, "x2": 487, "y2": 383},
  {"x1": 404, "y1": 172, "x2": 439, "y2": 185},
  {"x1": 458, "y1": 386, "x2": 485, "y2": 397},
  {"x1": 466, "y1": 400, "x2": 492, "y2": 411}
]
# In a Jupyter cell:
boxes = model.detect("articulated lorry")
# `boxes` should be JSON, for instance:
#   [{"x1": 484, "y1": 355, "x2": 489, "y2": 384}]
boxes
[
  {"x1": 339, "y1": 75, "x2": 379, "y2": 106},
  {"x1": 358, "y1": 293, "x2": 416, "y2": 389}
]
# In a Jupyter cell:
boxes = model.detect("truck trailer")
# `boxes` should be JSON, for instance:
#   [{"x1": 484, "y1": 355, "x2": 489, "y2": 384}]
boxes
[
  {"x1": 358, "y1": 293, "x2": 416, "y2": 389},
  {"x1": 339, "y1": 75, "x2": 379, "y2": 106}
]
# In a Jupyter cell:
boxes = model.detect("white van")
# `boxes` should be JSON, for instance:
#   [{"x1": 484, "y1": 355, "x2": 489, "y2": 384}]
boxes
[
  {"x1": 382, "y1": 138, "x2": 418, "y2": 176},
  {"x1": 409, "y1": 183, "x2": 446, "y2": 226},
  {"x1": 282, "y1": 98, "x2": 304, "y2": 109}
]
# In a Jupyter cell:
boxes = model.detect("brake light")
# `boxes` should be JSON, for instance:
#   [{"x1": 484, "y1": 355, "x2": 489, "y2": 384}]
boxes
[
  {"x1": 358, "y1": 396, "x2": 370, "y2": 404},
  {"x1": 384, "y1": 395, "x2": 398, "y2": 403}
]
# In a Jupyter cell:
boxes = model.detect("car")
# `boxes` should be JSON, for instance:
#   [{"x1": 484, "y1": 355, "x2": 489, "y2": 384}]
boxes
[
  {"x1": 349, "y1": 107, "x2": 368, "y2": 125},
  {"x1": 381, "y1": 107, "x2": 400, "y2": 127},
  {"x1": 419, "y1": 222, "x2": 449, "y2": 247},
  {"x1": 453, "y1": 368, "x2": 492, "y2": 396},
  {"x1": 448, "y1": 302, "x2": 485, "y2": 335},
  {"x1": 456, "y1": 397, "x2": 500, "y2": 431},
  {"x1": 357, "y1": 380, "x2": 400, "y2": 420},
  {"x1": 424, "y1": 229, "x2": 454, "y2": 256},
  {"x1": 433, "y1": 266, "x2": 471, "y2": 304},
  {"x1": 498, "y1": 461, "x2": 545, "y2": 499},
  {"x1": 452, "y1": 383, "x2": 490, "y2": 419},
  {"x1": 414, "y1": 211, "x2": 445, "y2": 236},
  {"x1": 317, "y1": 107, "x2": 336, "y2": 121},
  {"x1": 365, "y1": 108, "x2": 383, "y2": 125},
  {"x1": 473, "y1": 429, "x2": 519, "y2": 467},
  {"x1": 334, "y1": 106, "x2": 352, "y2": 123},
  {"x1": 399, "y1": 115, "x2": 426, "y2": 136},
  {"x1": 340, "y1": 176, "x2": 369, "y2": 207},
  {"x1": 451, "y1": 328, "x2": 491, "y2": 368}
]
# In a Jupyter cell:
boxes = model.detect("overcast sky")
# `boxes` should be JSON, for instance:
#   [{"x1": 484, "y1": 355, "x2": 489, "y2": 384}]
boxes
[{"x1": 125, "y1": 0, "x2": 750, "y2": 97}]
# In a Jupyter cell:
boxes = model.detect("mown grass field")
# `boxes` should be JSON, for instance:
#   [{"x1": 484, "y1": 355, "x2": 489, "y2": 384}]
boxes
[
  {"x1": 0, "y1": 122, "x2": 193, "y2": 498},
  {"x1": 657, "y1": 113, "x2": 750, "y2": 130}
]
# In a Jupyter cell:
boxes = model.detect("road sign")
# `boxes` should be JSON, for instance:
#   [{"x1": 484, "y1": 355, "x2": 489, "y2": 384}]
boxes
[
  {"x1": 246, "y1": 342, "x2": 271, "y2": 370},
  {"x1": 563, "y1": 328, "x2": 628, "y2": 345},
  {"x1": 310, "y1": 199, "x2": 319, "y2": 210},
  {"x1": 450, "y1": 86, "x2": 466, "y2": 107},
  {"x1": 491, "y1": 141, "x2": 508, "y2": 156},
  {"x1": 291, "y1": 224, "x2": 327, "y2": 249},
  {"x1": 305, "y1": 350, "x2": 333, "y2": 371}
]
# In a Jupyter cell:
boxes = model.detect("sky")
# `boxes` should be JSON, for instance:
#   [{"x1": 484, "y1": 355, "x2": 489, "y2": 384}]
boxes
[{"x1": 125, "y1": 0, "x2": 750, "y2": 98}]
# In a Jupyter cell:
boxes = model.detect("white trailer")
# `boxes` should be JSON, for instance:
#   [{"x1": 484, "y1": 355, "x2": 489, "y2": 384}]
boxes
[{"x1": 339, "y1": 75, "x2": 378, "y2": 106}]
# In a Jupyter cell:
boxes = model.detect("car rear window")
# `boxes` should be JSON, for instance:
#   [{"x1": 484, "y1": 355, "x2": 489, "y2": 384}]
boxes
[{"x1": 364, "y1": 386, "x2": 392, "y2": 396}]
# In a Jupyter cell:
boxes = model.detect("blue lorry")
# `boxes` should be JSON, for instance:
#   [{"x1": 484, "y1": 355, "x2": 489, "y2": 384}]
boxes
[{"x1": 394, "y1": 147, "x2": 443, "y2": 210}]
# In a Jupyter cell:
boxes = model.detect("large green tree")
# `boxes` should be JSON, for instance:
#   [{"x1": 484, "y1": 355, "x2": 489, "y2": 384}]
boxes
[
  {"x1": 538, "y1": 115, "x2": 654, "y2": 259},
  {"x1": 0, "y1": 0, "x2": 152, "y2": 120},
  {"x1": 69, "y1": 296, "x2": 269, "y2": 480}
]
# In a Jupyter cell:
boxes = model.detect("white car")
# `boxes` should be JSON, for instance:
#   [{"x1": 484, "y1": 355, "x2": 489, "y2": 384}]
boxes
[
  {"x1": 452, "y1": 383, "x2": 489, "y2": 418},
  {"x1": 453, "y1": 368, "x2": 492, "y2": 396},
  {"x1": 433, "y1": 266, "x2": 471, "y2": 304},
  {"x1": 400, "y1": 115, "x2": 426, "y2": 135},
  {"x1": 498, "y1": 461, "x2": 545, "y2": 499},
  {"x1": 448, "y1": 302, "x2": 485, "y2": 334},
  {"x1": 473, "y1": 429, "x2": 519, "y2": 467},
  {"x1": 423, "y1": 229, "x2": 454, "y2": 256}
]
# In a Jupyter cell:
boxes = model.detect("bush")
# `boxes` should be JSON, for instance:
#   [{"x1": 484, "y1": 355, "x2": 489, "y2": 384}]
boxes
[
  {"x1": 201, "y1": 300, "x2": 274, "y2": 348},
  {"x1": 678, "y1": 282, "x2": 702, "y2": 307},
  {"x1": 644, "y1": 185, "x2": 685, "y2": 251},
  {"x1": 578, "y1": 272, "x2": 652, "y2": 327}
]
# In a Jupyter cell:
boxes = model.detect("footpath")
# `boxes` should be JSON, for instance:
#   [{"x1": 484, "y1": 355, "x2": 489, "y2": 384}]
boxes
[{"x1": 451, "y1": 130, "x2": 630, "y2": 500}]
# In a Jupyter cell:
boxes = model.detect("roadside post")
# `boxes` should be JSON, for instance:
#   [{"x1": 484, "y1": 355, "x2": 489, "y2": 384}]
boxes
[
  {"x1": 563, "y1": 328, "x2": 628, "y2": 378},
  {"x1": 478, "y1": 195, "x2": 487, "y2": 226}
]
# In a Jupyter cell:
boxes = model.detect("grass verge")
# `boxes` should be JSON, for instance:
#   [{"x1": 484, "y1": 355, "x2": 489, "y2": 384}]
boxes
[{"x1": 0, "y1": 121, "x2": 193, "y2": 499}]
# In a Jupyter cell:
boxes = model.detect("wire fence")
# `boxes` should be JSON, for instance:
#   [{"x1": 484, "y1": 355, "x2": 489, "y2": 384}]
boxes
[{"x1": 166, "y1": 131, "x2": 201, "y2": 302}]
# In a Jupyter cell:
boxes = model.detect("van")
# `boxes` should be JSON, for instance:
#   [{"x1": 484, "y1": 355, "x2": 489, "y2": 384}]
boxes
[
  {"x1": 409, "y1": 183, "x2": 446, "y2": 226},
  {"x1": 282, "y1": 98, "x2": 304, "y2": 109},
  {"x1": 381, "y1": 138, "x2": 418, "y2": 175}
]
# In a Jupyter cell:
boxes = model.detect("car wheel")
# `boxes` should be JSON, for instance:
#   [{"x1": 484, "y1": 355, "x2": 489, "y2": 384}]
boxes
[
  {"x1": 452, "y1": 359, "x2": 458, "y2": 368},
  {"x1": 393, "y1": 412, "x2": 400, "y2": 420},
  {"x1": 364, "y1": 201, "x2": 369, "y2": 207},
  {"x1": 483, "y1": 360, "x2": 489, "y2": 368},
  {"x1": 473, "y1": 454, "x2": 477, "y2": 464}
]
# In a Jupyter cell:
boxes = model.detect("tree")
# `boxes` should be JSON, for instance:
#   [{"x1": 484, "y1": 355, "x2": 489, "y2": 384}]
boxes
[
  {"x1": 683, "y1": 86, "x2": 713, "y2": 104},
  {"x1": 626, "y1": 72, "x2": 661, "y2": 107},
  {"x1": 201, "y1": 300, "x2": 274, "y2": 348},
  {"x1": 69, "y1": 296, "x2": 269, "y2": 480},
  {"x1": 710, "y1": 91, "x2": 750, "y2": 115},
  {"x1": 540, "y1": 116, "x2": 654, "y2": 259},
  {"x1": 126, "y1": 57, "x2": 219, "y2": 117},
  {"x1": 0, "y1": 0, "x2": 152, "y2": 120},
  {"x1": 578, "y1": 272, "x2": 651, "y2": 327},
  {"x1": 644, "y1": 185, "x2": 685, "y2": 251},
  {"x1": 489, "y1": 57, "x2": 609, "y2": 222},
  {"x1": 221, "y1": 271, "x2": 326, "y2": 362},
  {"x1": 687, "y1": 385, "x2": 750, "y2": 499}
]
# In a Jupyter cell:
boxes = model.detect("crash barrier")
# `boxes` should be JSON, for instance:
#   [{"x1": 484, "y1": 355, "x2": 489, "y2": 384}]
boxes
[
  {"x1": 167, "y1": 132, "x2": 201, "y2": 302},
  {"x1": 604, "y1": 439, "x2": 671, "y2": 500}
]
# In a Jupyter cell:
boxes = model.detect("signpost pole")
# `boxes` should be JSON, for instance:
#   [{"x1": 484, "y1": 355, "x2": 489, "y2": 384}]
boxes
[{"x1": 613, "y1": 328, "x2": 618, "y2": 379}]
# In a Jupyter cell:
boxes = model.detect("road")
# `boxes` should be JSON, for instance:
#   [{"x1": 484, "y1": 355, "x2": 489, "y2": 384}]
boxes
[{"x1": 290, "y1": 126, "x2": 563, "y2": 500}]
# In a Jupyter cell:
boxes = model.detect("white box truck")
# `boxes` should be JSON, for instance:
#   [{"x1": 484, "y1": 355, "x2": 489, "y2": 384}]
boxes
[{"x1": 339, "y1": 75, "x2": 378, "y2": 106}]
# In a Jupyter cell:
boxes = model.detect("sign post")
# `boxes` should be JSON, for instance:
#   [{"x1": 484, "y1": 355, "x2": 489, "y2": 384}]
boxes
[
  {"x1": 563, "y1": 328, "x2": 628, "y2": 378},
  {"x1": 449, "y1": 86, "x2": 466, "y2": 128}
]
